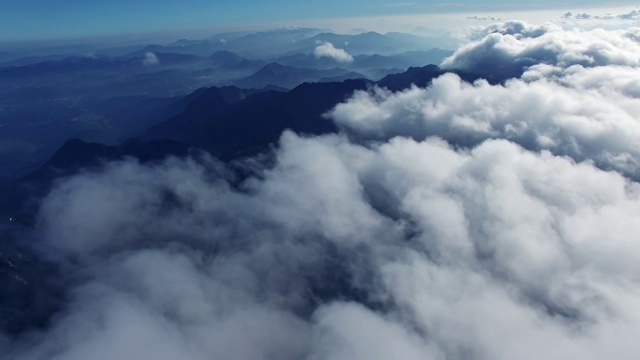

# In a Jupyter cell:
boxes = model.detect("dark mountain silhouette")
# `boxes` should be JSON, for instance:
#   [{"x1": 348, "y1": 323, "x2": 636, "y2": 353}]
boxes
[
  {"x1": 0, "y1": 231, "x2": 65, "y2": 335},
  {"x1": 377, "y1": 63, "x2": 511, "y2": 91},
  {"x1": 319, "y1": 71, "x2": 368, "y2": 82},
  {"x1": 26, "y1": 138, "x2": 190, "y2": 182},
  {"x1": 142, "y1": 85, "x2": 257, "y2": 140},
  {"x1": 377, "y1": 64, "x2": 446, "y2": 91},
  {"x1": 0, "y1": 138, "x2": 192, "y2": 217},
  {"x1": 2, "y1": 64, "x2": 494, "y2": 217},
  {"x1": 143, "y1": 79, "x2": 371, "y2": 159}
]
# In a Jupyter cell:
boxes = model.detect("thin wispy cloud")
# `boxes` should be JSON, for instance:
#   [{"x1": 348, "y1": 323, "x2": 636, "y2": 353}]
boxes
[
  {"x1": 467, "y1": 15, "x2": 501, "y2": 21},
  {"x1": 562, "y1": 9, "x2": 640, "y2": 20},
  {"x1": 385, "y1": 2, "x2": 417, "y2": 8}
]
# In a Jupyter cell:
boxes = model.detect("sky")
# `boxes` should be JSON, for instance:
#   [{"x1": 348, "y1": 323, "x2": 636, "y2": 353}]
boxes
[{"x1": 0, "y1": 0, "x2": 638, "y2": 42}]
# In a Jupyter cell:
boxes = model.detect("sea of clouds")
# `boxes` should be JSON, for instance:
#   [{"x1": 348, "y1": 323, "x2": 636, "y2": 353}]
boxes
[{"x1": 3, "y1": 20, "x2": 640, "y2": 360}]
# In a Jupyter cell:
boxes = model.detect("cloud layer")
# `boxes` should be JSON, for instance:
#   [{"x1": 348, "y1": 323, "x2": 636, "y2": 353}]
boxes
[
  {"x1": 314, "y1": 41, "x2": 354, "y2": 63},
  {"x1": 4, "y1": 130, "x2": 640, "y2": 359},
  {"x1": 331, "y1": 21, "x2": 640, "y2": 178},
  {"x1": 441, "y1": 21, "x2": 640, "y2": 77},
  {"x1": 4, "y1": 20, "x2": 640, "y2": 360}
]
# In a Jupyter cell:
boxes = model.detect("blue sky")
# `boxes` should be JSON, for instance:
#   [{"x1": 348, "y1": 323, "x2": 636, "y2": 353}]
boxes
[{"x1": 0, "y1": 0, "x2": 634, "y2": 42}]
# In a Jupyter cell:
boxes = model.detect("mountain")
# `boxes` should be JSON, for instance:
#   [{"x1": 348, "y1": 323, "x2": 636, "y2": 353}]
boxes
[
  {"x1": 267, "y1": 49, "x2": 453, "y2": 82},
  {"x1": 0, "y1": 138, "x2": 192, "y2": 216},
  {"x1": 270, "y1": 53, "x2": 345, "y2": 69},
  {"x1": 144, "y1": 52, "x2": 202, "y2": 65},
  {"x1": 0, "y1": 54, "x2": 71, "y2": 67},
  {"x1": 117, "y1": 28, "x2": 328, "y2": 59},
  {"x1": 207, "y1": 51, "x2": 266, "y2": 75},
  {"x1": 319, "y1": 71, "x2": 369, "y2": 82},
  {"x1": 119, "y1": 51, "x2": 202, "y2": 65},
  {"x1": 0, "y1": 55, "x2": 141, "y2": 78},
  {"x1": 26, "y1": 138, "x2": 191, "y2": 182},
  {"x1": 0, "y1": 232, "x2": 64, "y2": 335},
  {"x1": 293, "y1": 31, "x2": 420, "y2": 56},
  {"x1": 2, "y1": 64, "x2": 487, "y2": 216},
  {"x1": 353, "y1": 49, "x2": 453, "y2": 70},
  {"x1": 377, "y1": 64, "x2": 446, "y2": 91},
  {"x1": 143, "y1": 79, "x2": 371, "y2": 159},
  {"x1": 142, "y1": 85, "x2": 257, "y2": 138},
  {"x1": 220, "y1": 58, "x2": 266, "y2": 72},
  {"x1": 366, "y1": 68, "x2": 405, "y2": 81},
  {"x1": 233, "y1": 62, "x2": 367, "y2": 89},
  {"x1": 383, "y1": 32, "x2": 439, "y2": 48},
  {"x1": 208, "y1": 50, "x2": 244, "y2": 66},
  {"x1": 219, "y1": 27, "x2": 327, "y2": 58}
]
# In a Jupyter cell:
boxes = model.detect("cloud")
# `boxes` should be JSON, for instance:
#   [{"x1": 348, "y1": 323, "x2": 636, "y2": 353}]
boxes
[
  {"x1": 385, "y1": 2, "x2": 417, "y2": 8},
  {"x1": 441, "y1": 21, "x2": 640, "y2": 78},
  {"x1": 329, "y1": 68, "x2": 640, "y2": 178},
  {"x1": 4, "y1": 129, "x2": 640, "y2": 359},
  {"x1": 142, "y1": 52, "x2": 159, "y2": 66},
  {"x1": 563, "y1": 9, "x2": 640, "y2": 21},
  {"x1": 467, "y1": 15, "x2": 501, "y2": 21},
  {"x1": 314, "y1": 41, "x2": 354, "y2": 63},
  {"x1": 5, "y1": 20, "x2": 640, "y2": 360}
]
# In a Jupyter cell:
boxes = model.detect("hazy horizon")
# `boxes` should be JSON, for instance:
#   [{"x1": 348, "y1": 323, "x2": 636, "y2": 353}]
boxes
[{"x1": 1, "y1": 2, "x2": 638, "y2": 44}]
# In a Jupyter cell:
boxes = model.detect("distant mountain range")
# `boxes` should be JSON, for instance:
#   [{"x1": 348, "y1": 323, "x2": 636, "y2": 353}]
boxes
[
  {"x1": 0, "y1": 63, "x2": 494, "y2": 217},
  {"x1": 0, "y1": 47, "x2": 452, "y2": 84},
  {"x1": 0, "y1": 37, "x2": 454, "y2": 179},
  {"x1": 233, "y1": 63, "x2": 367, "y2": 89},
  {"x1": 0, "y1": 26, "x2": 464, "y2": 219},
  {"x1": 1, "y1": 28, "x2": 452, "y2": 67}
]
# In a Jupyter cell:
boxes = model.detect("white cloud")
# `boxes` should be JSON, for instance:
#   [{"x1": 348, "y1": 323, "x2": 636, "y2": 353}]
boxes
[
  {"x1": 467, "y1": 15, "x2": 501, "y2": 21},
  {"x1": 314, "y1": 41, "x2": 354, "y2": 63},
  {"x1": 329, "y1": 71, "x2": 640, "y2": 178},
  {"x1": 142, "y1": 52, "x2": 159, "y2": 66},
  {"x1": 5, "y1": 129, "x2": 640, "y2": 359},
  {"x1": 441, "y1": 21, "x2": 640, "y2": 77},
  {"x1": 326, "y1": 21, "x2": 640, "y2": 178},
  {"x1": 563, "y1": 9, "x2": 640, "y2": 21}
]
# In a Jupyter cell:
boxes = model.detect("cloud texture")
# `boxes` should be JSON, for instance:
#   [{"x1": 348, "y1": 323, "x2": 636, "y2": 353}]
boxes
[
  {"x1": 441, "y1": 21, "x2": 640, "y2": 76},
  {"x1": 314, "y1": 41, "x2": 354, "y2": 63},
  {"x1": 332, "y1": 21, "x2": 640, "y2": 178},
  {"x1": 4, "y1": 21, "x2": 640, "y2": 360}
]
